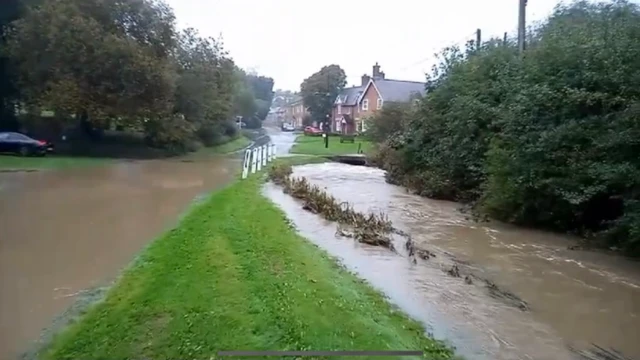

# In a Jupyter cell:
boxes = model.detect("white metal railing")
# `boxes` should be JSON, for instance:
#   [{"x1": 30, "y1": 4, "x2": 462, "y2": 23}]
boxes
[{"x1": 242, "y1": 142, "x2": 277, "y2": 179}]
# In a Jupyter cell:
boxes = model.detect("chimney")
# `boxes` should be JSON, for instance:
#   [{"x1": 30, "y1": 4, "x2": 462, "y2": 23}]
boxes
[
  {"x1": 372, "y1": 62, "x2": 382, "y2": 79},
  {"x1": 361, "y1": 74, "x2": 370, "y2": 86},
  {"x1": 379, "y1": 71, "x2": 385, "y2": 79}
]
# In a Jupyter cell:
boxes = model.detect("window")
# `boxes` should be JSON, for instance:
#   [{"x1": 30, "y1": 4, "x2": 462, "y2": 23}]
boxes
[
  {"x1": 362, "y1": 99, "x2": 369, "y2": 111},
  {"x1": 377, "y1": 98, "x2": 383, "y2": 109},
  {"x1": 337, "y1": 105, "x2": 341, "y2": 115}
]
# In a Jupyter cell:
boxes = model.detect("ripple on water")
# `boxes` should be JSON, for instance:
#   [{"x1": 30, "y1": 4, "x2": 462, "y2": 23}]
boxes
[{"x1": 265, "y1": 162, "x2": 640, "y2": 360}]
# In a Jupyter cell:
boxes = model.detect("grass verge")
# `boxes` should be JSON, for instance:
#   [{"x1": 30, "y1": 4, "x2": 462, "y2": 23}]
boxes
[
  {"x1": 290, "y1": 135, "x2": 373, "y2": 156},
  {"x1": 0, "y1": 155, "x2": 111, "y2": 171},
  {"x1": 206, "y1": 135, "x2": 252, "y2": 154},
  {"x1": 41, "y1": 157, "x2": 455, "y2": 360},
  {"x1": 0, "y1": 136, "x2": 251, "y2": 171}
]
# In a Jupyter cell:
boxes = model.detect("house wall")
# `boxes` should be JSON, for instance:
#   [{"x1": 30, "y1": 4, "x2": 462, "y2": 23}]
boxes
[
  {"x1": 357, "y1": 82, "x2": 382, "y2": 131},
  {"x1": 332, "y1": 104, "x2": 357, "y2": 132}
]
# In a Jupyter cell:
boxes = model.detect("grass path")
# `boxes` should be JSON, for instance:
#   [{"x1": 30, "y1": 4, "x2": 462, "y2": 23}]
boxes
[
  {"x1": 42, "y1": 158, "x2": 455, "y2": 360},
  {"x1": 290, "y1": 135, "x2": 372, "y2": 156},
  {"x1": 0, "y1": 135, "x2": 251, "y2": 171}
]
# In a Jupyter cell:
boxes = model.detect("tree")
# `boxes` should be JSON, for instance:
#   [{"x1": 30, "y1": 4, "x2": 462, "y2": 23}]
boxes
[
  {"x1": 6, "y1": 0, "x2": 177, "y2": 128},
  {"x1": 300, "y1": 64, "x2": 346, "y2": 126},
  {"x1": 0, "y1": 0, "x2": 26, "y2": 131},
  {"x1": 173, "y1": 28, "x2": 235, "y2": 146},
  {"x1": 369, "y1": 0, "x2": 640, "y2": 256}
]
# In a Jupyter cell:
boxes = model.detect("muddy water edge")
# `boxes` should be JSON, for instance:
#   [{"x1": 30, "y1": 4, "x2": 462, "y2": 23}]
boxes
[
  {"x1": 264, "y1": 162, "x2": 640, "y2": 360},
  {"x1": 0, "y1": 155, "x2": 241, "y2": 359}
]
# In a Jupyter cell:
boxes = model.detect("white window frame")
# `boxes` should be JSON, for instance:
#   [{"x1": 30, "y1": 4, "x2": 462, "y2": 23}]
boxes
[
  {"x1": 362, "y1": 99, "x2": 369, "y2": 111},
  {"x1": 377, "y1": 98, "x2": 383, "y2": 109},
  {"x1": 337, "y1": 105, "x2": 341, "y2": 115}
]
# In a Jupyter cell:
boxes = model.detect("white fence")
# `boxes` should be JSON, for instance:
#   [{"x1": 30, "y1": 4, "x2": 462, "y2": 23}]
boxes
[{"x1": 242, "y1": 142, "x2": 277, "y2": 179}]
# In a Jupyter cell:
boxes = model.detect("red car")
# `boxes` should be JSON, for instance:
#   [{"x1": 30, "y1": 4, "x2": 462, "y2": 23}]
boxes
[{"x1": 304, "y1": 126, "x2": 323, "y2": 136}]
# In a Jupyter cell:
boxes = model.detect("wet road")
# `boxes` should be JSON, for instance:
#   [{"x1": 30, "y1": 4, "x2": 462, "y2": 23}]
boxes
[
  {"x1": 0, "y1": 155, "x2": 240, "y2": 359},
  {"x1": 265, "y1": 163, "x2": 640, "y2": 360}
]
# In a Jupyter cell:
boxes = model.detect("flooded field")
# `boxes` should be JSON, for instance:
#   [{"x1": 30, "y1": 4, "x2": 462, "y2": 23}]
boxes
[
  {"x1": 0, "y1": 155, "x2": 240, "y2": 359},
  {"x1": 264, "y1": 162, "x2": 640, "y2": 360}
]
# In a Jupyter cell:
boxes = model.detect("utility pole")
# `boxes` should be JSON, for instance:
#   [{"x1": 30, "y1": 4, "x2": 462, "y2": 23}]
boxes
[
  {"x1": 503, "y1": 32, "x2": 508, "y2": 46},
  {"x1": 518, "y1": 0, "x2": 527, "y2": 55},
  {"x1": 476, "y1": 28, "x2": 482, "y2": 51}
]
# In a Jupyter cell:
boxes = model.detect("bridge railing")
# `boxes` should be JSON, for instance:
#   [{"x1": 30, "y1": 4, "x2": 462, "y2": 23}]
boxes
[{"x1": 241, "y1": 143, "x2": 277, "y2": 179}]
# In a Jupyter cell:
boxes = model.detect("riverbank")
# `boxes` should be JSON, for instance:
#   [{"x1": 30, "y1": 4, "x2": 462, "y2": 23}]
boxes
[
  {"x1": 290, "y1": 135, "x2": 372, "y2": 156},
  {"x1": 0, "y1": 135, "x2": 251, "y2": 171},
  {"x1": 40, "y1": 157, "x2": 455, "y2": 360}
]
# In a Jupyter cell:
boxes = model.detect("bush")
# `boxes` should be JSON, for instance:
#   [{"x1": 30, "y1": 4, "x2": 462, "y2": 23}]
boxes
[{"x1": 370, "y1": 1, "x2": 640, "y2": 255}]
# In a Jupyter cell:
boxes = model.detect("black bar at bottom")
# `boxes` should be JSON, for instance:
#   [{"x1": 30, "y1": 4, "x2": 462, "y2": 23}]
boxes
[{"x1": 217, "y1": 350, "x2": 423, "y2": 357}]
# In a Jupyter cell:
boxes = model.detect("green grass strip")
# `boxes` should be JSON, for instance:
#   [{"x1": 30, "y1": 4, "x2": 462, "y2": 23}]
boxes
[
  {"x1": 290, "y1": 135, "x2": 373, "y2": 156},
  {"x1": 42, "y1": 159, "x2": 456, "y2": 360}
]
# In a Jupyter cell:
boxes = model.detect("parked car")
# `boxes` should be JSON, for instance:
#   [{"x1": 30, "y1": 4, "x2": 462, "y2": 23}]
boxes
[
  {"x1": 304, "y1": 126, "x2": 323, "y2": 136},
  {"x1": 281, "y1": 123, "x2": 295, "y2": 132},
  {"x1": 0, "y1": 132, "x2": 54, "y2": 156}
]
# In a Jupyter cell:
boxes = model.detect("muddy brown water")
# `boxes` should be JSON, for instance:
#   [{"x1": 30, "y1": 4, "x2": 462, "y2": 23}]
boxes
[
  {"x1": 0, "y1": 155, "x2": 240, "y2": 359},
  {"x1": 264, "y1": 163, "x2": 640, "y2": 360}
]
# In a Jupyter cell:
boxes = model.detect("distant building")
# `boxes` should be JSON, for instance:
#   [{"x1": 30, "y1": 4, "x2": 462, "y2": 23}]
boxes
[
  {"x1": 284, "y1": 95, "x2": 310, "y2": 129},
  {"x1": 332, "y1": 63, "x2": 426, "y2": 134}
]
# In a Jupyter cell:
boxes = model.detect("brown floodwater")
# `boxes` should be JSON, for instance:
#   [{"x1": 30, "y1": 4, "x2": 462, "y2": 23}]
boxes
[
  {"x1": 264, "y1": 162, "x2": 640, "y2": 360},
  {"x1": 0, "y1": 155, "x2": 240, "y2": 359}
]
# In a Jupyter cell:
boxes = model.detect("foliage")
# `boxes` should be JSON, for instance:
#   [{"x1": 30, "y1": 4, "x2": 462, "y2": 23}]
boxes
[
  {"x1": 4, "y1": 0, "x2": 273, "y2": 154},
  {"x1": 365, "y1": 102, "x2": 412, "y2": 143},
  {"x1": 300, "y1": 64, "x2": 346, "y2": 125},
  {"x1": 371, "y1": 0, "x2": 640, "y2": 255}
]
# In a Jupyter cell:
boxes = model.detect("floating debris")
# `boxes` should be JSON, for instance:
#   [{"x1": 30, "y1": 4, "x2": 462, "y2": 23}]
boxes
[
  {"x1": 571, "y1": 345, "x2": 632, "y2": 360},
  {"x1": 447, "y1": 265, "x2": 461, "y2": 278},
  {"x1": 270, "y1": 163, "x2": 394, "y2": 251}
]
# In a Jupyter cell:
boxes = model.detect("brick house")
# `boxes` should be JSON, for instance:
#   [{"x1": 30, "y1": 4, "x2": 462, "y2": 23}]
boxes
[
  {"x1": 285, "y1": 95, "x2": 310, "y2": 128},
  {"x1": 332, "y1": 63, "x2": 426, "y2": 134}
]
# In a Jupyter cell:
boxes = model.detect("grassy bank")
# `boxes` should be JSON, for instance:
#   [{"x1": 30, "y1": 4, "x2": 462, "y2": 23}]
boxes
[
  {"x1": 203, "y1": 135, "x2": 252, "y2": 154},
  {"x1": 0, "y1": 136, "x2": 252, "y2": 171},
  {"x1": 0, "y1": 155, "x2": 112, "y2": 171},
  {"x1": 42, "y1": 157, "x2": 455, "y2": 360},
  {"x1": 290, "y1": 135, "x2": 373, "y2": 156}
]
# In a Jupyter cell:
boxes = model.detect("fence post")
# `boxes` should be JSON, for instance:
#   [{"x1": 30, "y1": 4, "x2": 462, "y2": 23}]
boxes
[
  {"x1": 272, "y1": 143, "x2": 277, "y2": 160},
  {"x1": 261, "y1": 145, "x2": 267, "y2": 167},
  {"x1": 241, "y1": 149, "x2": 251, "y2": 179},
  {"x1": 257, "y1": 146, "x2": 262, "y2": 171},
  {"x1": 266, "y1": 142, "x2": 272, "y2": 162},
  {"x1": 251, "y1": 147, "x2": 258, "y2": 173}
]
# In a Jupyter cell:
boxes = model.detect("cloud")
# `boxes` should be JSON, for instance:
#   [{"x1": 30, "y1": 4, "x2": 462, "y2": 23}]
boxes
[{"x1": 166, "y1": 0, "x2": 561, "y2": 91}]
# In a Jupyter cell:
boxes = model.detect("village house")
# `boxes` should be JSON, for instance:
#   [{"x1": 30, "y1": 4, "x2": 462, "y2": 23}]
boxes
[
  {"x1": 332, "y1": 63, "x2": 425, "y2": 134},
  {"x1": 284, "y1": 95, "x2": 310, "y2": 129}
]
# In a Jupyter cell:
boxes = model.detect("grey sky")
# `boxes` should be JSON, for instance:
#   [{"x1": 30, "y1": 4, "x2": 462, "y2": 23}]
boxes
[{"x1": 166, "y1": 0, "x2": 561, "y2": 91}]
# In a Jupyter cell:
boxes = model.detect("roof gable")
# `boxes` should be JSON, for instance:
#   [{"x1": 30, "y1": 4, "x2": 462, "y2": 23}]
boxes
[
  {"x1": 357, "y1": 79, "x2": 426, "y2": 104},
  {"x1": 335, "y1": 86, "x2": 364, "y2": 106}
]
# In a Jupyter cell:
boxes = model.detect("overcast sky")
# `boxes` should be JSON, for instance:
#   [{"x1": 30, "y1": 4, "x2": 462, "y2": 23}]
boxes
[{"x1": 166, "y1": 0, "x2": 562, "y2": 91}]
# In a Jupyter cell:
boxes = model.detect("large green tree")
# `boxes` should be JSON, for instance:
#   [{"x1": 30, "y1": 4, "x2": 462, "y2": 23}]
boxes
[
  {"x1": 300, "y1": 65, "x2": 346, "y2": 125},
  {"x1": 370, "y1": 0, "x2": 640, "y2": 255},
  {"x1": 6, "y1": 0, "x2": 177, "y2": 126}
]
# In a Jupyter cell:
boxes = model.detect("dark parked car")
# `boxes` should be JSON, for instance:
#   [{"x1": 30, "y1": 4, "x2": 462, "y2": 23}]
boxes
[{"x1": 0, "y1": 132, "x2": 54, "y2": 156}]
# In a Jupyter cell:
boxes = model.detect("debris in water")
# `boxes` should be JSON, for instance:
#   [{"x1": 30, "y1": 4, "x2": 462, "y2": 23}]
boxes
[
  {"x1": 571, "y1": 345, "x2": 632, "y2": 360},
  {"x1": 447, "y1": 265, "x2": 461, "y2": 278},
  {"x1": 464, "y1": 275, "x2": 473, "y2": 285},
  {"x1": 416, "y1": 249, "x2": 436, "y2": 260},
  {"x1": 485, "y1": 279, "x2": 529, "y2": 311}
]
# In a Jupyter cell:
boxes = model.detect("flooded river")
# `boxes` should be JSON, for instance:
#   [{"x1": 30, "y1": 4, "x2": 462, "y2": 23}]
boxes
[
  {"x1": 264, "y1": 162, "x2": 640, "y2": 360},
  {"x1": 0, "y1": 155, "x2": 240, "y2": 359}
]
